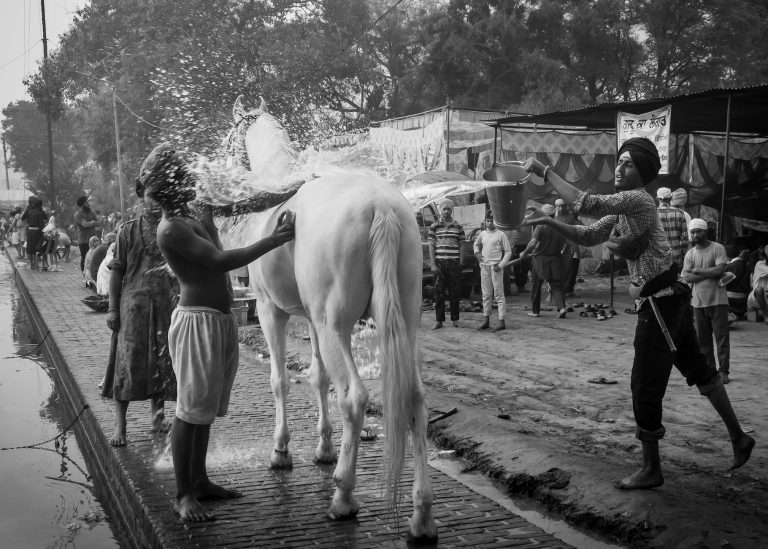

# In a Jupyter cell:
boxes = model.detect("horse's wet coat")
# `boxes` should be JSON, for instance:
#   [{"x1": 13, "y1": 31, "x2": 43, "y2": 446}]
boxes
[{"x1": 219, "y1": 96, "x2": 437, "y2": 541}]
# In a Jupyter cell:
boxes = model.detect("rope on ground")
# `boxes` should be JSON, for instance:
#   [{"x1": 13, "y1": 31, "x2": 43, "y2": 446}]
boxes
[
  {"x1": 5, "y1": 329, "x2": 51, "y2": 358},
  {"x1": 0, "y1": 403, "x2": 90, "y2": 451}
]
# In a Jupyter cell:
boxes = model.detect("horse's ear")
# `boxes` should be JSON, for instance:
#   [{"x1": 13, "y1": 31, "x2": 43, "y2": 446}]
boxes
[
  {"x1": 257, "y1": 96, "x2": 268, "y2": 115},
  {"x1": 233, "y1": 95, "x2": 245, "y2": 122}
]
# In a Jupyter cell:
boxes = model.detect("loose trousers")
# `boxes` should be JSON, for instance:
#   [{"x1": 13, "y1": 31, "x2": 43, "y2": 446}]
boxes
[{"x1": 480, "y1": 264, "x2": 506, "y2": 319}]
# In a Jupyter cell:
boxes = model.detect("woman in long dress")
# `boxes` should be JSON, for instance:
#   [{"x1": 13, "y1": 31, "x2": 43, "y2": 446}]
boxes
[{"x1": 102, "y1": 189, "x2": 178, "y2": 446}]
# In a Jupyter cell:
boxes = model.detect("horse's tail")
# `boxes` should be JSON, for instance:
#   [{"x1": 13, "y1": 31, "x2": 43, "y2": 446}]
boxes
[{"x1": 368, "y1": 208, "x2": 418, "y2": 514}]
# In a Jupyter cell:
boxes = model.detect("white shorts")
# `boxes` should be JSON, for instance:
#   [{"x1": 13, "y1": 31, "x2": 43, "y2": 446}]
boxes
[{"x1": 169, "y1": 306, "x2": 239, "y2": 425}]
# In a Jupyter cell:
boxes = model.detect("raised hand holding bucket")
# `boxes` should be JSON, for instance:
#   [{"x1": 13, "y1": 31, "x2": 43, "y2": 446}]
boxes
[{"x1": 483, "y1": 162, "x2": 542, "y2": 229}]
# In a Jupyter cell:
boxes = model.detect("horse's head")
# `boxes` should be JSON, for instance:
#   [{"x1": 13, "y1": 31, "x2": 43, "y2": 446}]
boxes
[
  {"x1": 224, "y1": 95, "x2": 297, "y2": 179},
  {"x1": 232, "y1": 95, "x2": 268, "y2": 124}
]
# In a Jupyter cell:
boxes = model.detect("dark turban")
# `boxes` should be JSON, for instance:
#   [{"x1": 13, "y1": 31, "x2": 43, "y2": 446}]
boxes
[
  {"x1": 76, "y1": 195, "x2": 88, "y2": 207},
  {"x1": 139, "y1": 142, "x2": 194, "y2": 207},
  {"x1": 618, "y1": 137, "x2": 661, "y2": 184}
]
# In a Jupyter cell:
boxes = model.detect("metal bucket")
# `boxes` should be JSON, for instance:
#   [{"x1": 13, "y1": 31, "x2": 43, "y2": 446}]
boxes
[{"x1": 482, "y1": 164, "x2": 530, "y2": 229}]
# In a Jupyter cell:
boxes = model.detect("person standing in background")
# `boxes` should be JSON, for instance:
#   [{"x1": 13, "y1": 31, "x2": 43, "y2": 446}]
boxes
[
  {"x1": 555, "y1": 198, "x2": 582, "y2": 295},
  {"x1": 428, "y1": 198, "x2": 466, "y2": 329},
  {"x1": 22, "y1": 197, "x2": 48, "y2": 270},
  {"x1": 515, "y1": 204, "x2": 569, "y2": 319},
  {"x1": 682, "y1": 219, "x2": 731, "y2": 383},
  {"x1": 656, "y1": 187, "x2": 689, "y2": 270},
  {"x1": 473, "y1": 213, "x2": 512, "y2": 331},
  {"x1": 74, "y1": 195, "x2": 101, "y2": 277},
  {"x1": 670, "y1": 188, "x2": 693, "y2": 241}
]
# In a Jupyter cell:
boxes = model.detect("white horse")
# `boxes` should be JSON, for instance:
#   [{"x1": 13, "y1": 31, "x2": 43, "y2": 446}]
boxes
[{"x1": 214, "y1": 97, "x2": 437, "y2": 543}]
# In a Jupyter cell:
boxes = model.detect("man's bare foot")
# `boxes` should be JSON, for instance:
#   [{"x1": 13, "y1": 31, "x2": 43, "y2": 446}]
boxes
[
  {"x1": 109, "y1": 426, "x2": 126, "y2": 446},
  {"x1": 174, "y1": 495, "x2": 215, "y2": 522},
  {"x1": 150, "y1": 414, "x2": 171, "y2": 433},
  {"x1": 193, "y1": 480, "x2": 243, "y2": 500},
  {"x1": 730, "y1": 434, "x2": 755, "y2": 470},
  {"x1": 614, "y1": 468, "x2": 664, "y2": 490}
]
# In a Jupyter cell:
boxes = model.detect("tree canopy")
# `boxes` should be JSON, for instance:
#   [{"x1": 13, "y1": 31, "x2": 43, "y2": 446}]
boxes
[{"x1": 3, "y1": 0, "x2": 767, "y2": 215}]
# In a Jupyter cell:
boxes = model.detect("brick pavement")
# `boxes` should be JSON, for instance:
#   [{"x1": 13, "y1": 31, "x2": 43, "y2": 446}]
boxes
[{"x1": 7, "y1": 247, "x2": 572, "y2": 549}]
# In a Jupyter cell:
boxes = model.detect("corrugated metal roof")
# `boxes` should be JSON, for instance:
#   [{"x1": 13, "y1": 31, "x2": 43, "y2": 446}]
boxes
[{"x1": 483, "y1": 84, "x2": 768, "y2": 134}]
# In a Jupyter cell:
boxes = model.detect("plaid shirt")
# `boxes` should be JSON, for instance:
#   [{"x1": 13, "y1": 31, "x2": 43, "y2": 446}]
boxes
[
  {"x1": 572, "y1": 190, "x2": 675, "y2": 303},
  {"x1": 657, "y1": 204, "x2": 689, "y2": 268}
]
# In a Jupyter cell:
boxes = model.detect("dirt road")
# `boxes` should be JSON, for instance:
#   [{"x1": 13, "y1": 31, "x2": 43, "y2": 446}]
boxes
[{"x1": 240, "y1": 273, "x2": 767, "y2": 548}]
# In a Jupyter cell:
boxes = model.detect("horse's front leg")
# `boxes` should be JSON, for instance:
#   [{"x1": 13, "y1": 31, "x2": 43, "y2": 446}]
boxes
[
  {"x1": 308, "y1": 323, "x2": 336, "y2": 464},
  {"x1": 317, "y1": 329, "x2": 367, "y2": 520},
  {"x1": 257, "y1": 299, "x2": 293, "y2": 469}
]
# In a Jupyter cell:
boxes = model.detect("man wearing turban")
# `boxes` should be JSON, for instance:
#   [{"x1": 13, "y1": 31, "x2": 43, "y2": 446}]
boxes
[
  {"x1": 520, "y1": 137, "x2": 754, "y2": 490},
  {"x1": 656, "y1": 186, "x2": 689, "y2": 269},
  {"x1": 428, "y1": 198, "x2": 466, "y2": 329},
  {"x1": 682, "y1": 218, "x2": 731, "y2": 384}
]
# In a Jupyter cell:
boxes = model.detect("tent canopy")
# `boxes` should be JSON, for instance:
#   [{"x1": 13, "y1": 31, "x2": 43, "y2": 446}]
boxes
[
  {"x1": 485, "y1": 85, "x2": 768, "y2": 134},
  {"x1": 484, "y1": 85, "x2": 768, "y2": 223}
]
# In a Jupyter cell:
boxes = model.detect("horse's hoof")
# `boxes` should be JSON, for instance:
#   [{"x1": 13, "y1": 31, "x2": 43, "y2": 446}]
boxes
[
  {"x1": 326, "y1": 506, "x2": 359, "y2": 521},
  {"x1": 405, "y1": 532, "x2": 439, "y2": 547},
  {"x1": 314, "y1": 453, "x2": 337, "y2": 465},
  {"x1": 269, "y1": 449, "x2": 293, "y2": 470}
]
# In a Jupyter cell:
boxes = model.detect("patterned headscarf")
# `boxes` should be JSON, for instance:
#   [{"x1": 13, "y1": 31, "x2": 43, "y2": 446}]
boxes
[{"x1": 139, "y1": 143, "x2": 195, "y2": 209}]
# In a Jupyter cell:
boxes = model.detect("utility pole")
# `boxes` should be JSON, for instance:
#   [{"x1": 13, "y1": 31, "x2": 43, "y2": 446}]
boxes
[
  {"x1": 2, "y1": 135, "x2": 10, "y2": 190},
  {"x1": 40, "y1": 0, "x2": 56, "y2": 208},
  {"x1": 112, "y1": 88, "x2": 125, "y2": 218}
]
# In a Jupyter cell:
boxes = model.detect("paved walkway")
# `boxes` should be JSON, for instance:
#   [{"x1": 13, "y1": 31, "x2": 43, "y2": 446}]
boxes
[{"x1": 7, "y1": 247, "x2": 572, "y2": 549}]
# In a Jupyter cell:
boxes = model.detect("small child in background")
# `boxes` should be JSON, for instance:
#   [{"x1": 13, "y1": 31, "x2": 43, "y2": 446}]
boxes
[
  {"x1": 42, "y1": 218, "x2": 60, "y2": 271},
  {"x1": 83, "y1": 235, "x2": 101, "y2": 289},
  {"x1": 58, "y1": 229, "x2": 72, "y2": 261}
]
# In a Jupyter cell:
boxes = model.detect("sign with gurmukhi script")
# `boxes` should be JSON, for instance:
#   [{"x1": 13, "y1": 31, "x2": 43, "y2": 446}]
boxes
[{"x1": 616, "y1": 105, "x2": 671, "y2": 174}]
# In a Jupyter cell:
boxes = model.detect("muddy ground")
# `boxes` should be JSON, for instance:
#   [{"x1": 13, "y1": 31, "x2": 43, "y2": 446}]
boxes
[{"x1": 239, "y1": 272, "x2": 767, "y2": 549}]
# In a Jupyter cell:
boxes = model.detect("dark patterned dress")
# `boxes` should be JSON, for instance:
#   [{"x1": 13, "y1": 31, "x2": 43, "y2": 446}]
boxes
[{"x1": 102, "y1": 216, "x2": 178, "y2": 401}]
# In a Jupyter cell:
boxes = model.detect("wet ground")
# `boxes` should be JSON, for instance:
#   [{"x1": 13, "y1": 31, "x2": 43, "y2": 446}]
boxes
[{"x1": 0, "y1": 252, "x2": 121, "y2": 548}]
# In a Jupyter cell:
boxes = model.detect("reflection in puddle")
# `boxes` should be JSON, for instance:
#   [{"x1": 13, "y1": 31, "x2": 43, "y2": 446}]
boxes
[{"x1": 0, "y1": 254, "x2": 122, "y2": 548}]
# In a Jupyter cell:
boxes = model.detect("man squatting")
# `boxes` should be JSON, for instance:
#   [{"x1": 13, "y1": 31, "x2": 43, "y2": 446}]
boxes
[
  {"x1": 522, "y1": 137, "x2": 754, "y2": 490},
  {"x1": 142, "y1": 143, "x2": 295, "y2": 521}
]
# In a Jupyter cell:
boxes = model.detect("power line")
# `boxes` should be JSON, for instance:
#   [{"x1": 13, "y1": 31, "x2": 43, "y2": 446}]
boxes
[{"x1": 0, "y1": 40, "x2": 42, "y2": 71}]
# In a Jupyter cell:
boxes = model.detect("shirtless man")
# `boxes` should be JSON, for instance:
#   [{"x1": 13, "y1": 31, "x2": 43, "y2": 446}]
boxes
[{"x1": 144, "y1": 144, "x2": 295, "y2": 521}]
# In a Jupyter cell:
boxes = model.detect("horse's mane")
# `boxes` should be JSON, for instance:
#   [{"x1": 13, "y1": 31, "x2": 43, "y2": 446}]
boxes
[{"x1": 192, "y1": 99, "x2": 304, "y2": 216}]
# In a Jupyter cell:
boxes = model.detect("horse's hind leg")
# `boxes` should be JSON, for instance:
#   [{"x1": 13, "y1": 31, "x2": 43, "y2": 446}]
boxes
[
  {"x1": 257, "y1": 299, "x2": 293, "y2": 469},
  {"x1": 316, "y1": 327, "x2": 367, "y2": 520},
  {"x1": 407, "y1": 382, "x2": 438, "y2": 542},
  {"x1": 307, "y1": 323, "x2": 337, "y2": 464}
]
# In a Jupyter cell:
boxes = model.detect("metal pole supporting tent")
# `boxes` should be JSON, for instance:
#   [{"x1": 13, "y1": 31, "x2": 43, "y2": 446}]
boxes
[{"x1": 718, "y1": 95, "x2": 732, "y2": 243}]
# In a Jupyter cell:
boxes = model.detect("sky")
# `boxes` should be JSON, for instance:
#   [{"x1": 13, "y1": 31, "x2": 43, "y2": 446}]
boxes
[{"x1": 0, "y1": 0, "x2": 85, "y2": 121}]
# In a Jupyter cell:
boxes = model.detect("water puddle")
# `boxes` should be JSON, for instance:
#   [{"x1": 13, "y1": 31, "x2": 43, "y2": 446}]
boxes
[
  {"x1": 0, "y1": 252, "x2": 123, "y2": 548},
  {"x1": 430, "y1": 454, "x2": 624, "y2": 549}
]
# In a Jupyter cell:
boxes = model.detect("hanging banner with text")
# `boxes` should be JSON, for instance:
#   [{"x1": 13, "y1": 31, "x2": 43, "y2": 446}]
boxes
[{"x1": 616, "y1": 105, "x2": 671, "y2": 174}]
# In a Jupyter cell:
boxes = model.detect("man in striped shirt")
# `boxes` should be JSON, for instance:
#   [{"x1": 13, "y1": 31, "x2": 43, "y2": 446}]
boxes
[
  {"x1": 521, "y1": 137, "x2": 754, "y2": 491},
  {"x1": 428, "y1": 199, "x2": 466, "y2": 329},
  {"x1": 656, "y1": 186, "x2": 689, "y2": 269}
]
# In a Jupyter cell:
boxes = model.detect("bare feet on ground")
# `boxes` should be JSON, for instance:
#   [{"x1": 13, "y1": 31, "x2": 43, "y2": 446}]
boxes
[
  {"x1": 194, "y1": 479, "x2": 243, "y2": 500},
  {"x1": 150, "y1": 413, "x2": 171, "y2": 433},
  {"x1": 174, "y1": 495, "x2": 215, "y2": 522},
  {"x1": 730, "y1": 434, "x2": 755, "y2": 470},
  {"x1": 614, "y1": 467, "x2": 664, "y2": 490},
  {"x1": 109, "y1": 424, "x2": 126, "y2": 446}
]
